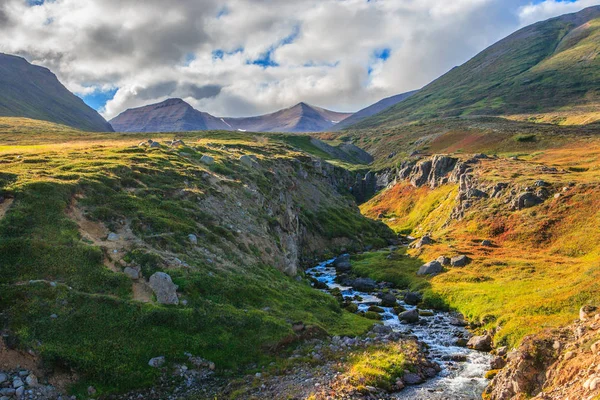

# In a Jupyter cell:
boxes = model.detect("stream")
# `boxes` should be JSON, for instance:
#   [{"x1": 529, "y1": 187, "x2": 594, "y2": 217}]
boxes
[{"x1": 306, "y1": 254, "x2": 491, "y2": 400}]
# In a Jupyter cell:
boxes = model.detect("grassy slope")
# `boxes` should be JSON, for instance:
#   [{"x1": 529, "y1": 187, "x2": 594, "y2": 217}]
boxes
[
  {"x1": 358, "y1": 139, "x2": 600, "y2": 348},
  {"x1": 0, "y1": 118, "x2": 383, "y2": 395},
  {"x1": 350, "y1": 7, "x2": 600, "y2": 129}
]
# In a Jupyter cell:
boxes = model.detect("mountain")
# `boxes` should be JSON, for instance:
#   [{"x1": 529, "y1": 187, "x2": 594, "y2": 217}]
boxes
[
  {"x1": 225, "y1": 102, "x2": 352, "y2": 133},
  {"x1": 332, "y1": 91, "x2": 418, "y2": 130},
  {"x1": 110, "y1": 99, "x2": 353, "y2": 133},
  {"x1": 109, "y1": 98, "x2": 231, "y2": 132},
  {"x1": 0, "y1": 53, "x2": 113, "y2": 132},
  {"x1": 351, "y1": 5, "x2": 600, "y2": 129}
]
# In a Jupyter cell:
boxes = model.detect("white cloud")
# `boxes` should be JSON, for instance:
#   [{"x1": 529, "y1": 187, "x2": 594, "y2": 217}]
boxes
[{"x1": 0, "y1": 0, "x2": 597, "y2": 119}]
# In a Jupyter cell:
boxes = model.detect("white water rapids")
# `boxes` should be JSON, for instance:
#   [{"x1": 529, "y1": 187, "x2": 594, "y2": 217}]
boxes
[{"x1": 306, "y1": 256, "x2": 492, "y2": 400}]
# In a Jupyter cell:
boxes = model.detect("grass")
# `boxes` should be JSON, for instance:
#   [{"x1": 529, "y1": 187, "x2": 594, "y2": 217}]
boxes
[{"x1": 0, "y1": 118, "x2": 385, "y2": 396}]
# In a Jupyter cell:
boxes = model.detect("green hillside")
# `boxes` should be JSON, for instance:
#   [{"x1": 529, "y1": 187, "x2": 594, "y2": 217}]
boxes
[{"x1": 351, "y1": 6, "x2": 600, "y2": 129}]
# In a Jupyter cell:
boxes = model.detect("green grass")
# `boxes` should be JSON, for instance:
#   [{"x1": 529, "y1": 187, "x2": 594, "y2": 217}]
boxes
[{"x1": 347, "y1": 342, "x2": 413, "y2": 392}]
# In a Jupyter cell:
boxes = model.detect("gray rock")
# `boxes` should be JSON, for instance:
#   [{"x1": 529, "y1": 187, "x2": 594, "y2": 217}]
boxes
[
  {"x1": 436, "y1": 256, "x2": 451, "y2": 266},
  {"x1": 351, "y1": 278, "x2": 376, "y2": 292},
  {"x1": 398, "y1": 309, "x2": 419, "y2": 323},
  {"x1": 148, "y1": 356, "x2": 166, "y2": 368},
  {"x1": 107, "y1": 232, "x2": 119, "y2": 241},
  {"x1": 467, "y1": 334, "x2": 492, "y2": 351},
  {"x1": 513, "y1": 192, "x2": 542, "y2": 210},
  {"x1": 417, "y1": 260, "x2": 443, "y2": 275},
  {"x1": 0, "y1": 374, "x2": 5, "y2": 384},
  {"x1": 451, "y1": 255, "x2": 469, "y2": 267},
  {"x1": 404, "y1": 292, "x2": 422, "y2": 305},
  {"x1": 490, "y1": 356, "x2": 506, "y2": 369},
  {"x1": 25, "y1": 374, "x2": 38, "y2": 387},
  {"x1": 15, "y1": 386, "x2": 24, "y2": 398},
  {"x1": 372, "y1": 324, "x2": 393, "y2": 335},
  {"x1": 188, "y1": 233, "x2": 198, "y2": 245},
  {"x1": 0, "y1": 389, "x2": 15, "y2": 397},
  {"x1": 149, "y1": 141, "x2": 161, "y2": 148},
  {"x1": 123, "y1": 267, "x2": 139, "y2": 280},
  {"x1": 13, "y1": 378, "x2": 24, "y2": 388},
  {"x1": 481, "y1": 240, "x2": 492, "y2": 246},
  {"x1": 534, "y1": 180, "x2": 548, "y2": 187},
  {"x1": 149, "y1": 272, "x2": 179, "y2": 305},
  {"x1": 171, "y1": 140, "x2": 185, "y2": 147},
  {"x1": 380, "y1": 293, "x2": 397, "y2": 307},
  {"x1": 200, "y1": 155, "x2": 214, "y2": 165},
  {"x1": 411, "y1": 235, "x2": 433, "y2": 249},
  {"x1": 333, "y1": 254, "x2": 352, "y2": 272},
  {"x1": 239, "y1": 155, "x2": 257, "y2": 167},
  {"x1": 403, "y1": 372, "x2": 424, "y2": 385}
]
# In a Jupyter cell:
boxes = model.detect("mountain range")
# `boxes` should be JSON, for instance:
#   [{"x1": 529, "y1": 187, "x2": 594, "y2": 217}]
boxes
[{"x1": 0, "y1": 53, "x2": 113, "y2": 132}]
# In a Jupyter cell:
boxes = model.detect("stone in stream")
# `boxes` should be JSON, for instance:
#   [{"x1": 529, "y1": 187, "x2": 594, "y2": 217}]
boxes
[
  {"x1": 351, "y1": 277, "x2": 376, "y2": 292},
  {"x1": 451, "y1": 255, "x2": 469, "y2": 267},
  {"x1": 403, "y1": 372, "x2": 424, "y2": 385},
  {"x1": 398, "y1": 309, "x2": 420, "y2": 323},
  {"x1": 417, "y1": 260, "x2": 443, "y2": 275},
  {"x1": 333, "y1": 254, "x2": 352, "y2": 272},
  {"x1": 149, "y1": 272, "x2": 179, "y2": 305},
  {"x1": 404, "y1": 292, "x2": 422, "y2": 305},
  {"x1": 467, "y1": 334, "x2": 493, "y2": 351},
  {"x1": 380, "y1": 293, "x2": 397, "y2": 307}
]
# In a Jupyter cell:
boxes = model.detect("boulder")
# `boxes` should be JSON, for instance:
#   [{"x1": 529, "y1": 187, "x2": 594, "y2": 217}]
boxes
[
  {"x1": 25, "y1": 374, "x2": 38, "y2": 387},
  {"x1": 417, "y1": 260, "x2": 443, "y2": 275},
  {"x1": 436, "y1": 256, "x2": 451, "y2": 266},
  {"x1": 467, "y1": 334, "x2": 493, "y2": 351},
  {"x1": 451, "y1": 255, "x2": 469, "y2": 267},
  {"x1": 481, "y1": 240, "x2": 492, "y2": 247},
  {"x1": 398, "y1": 309, "x2": 419, "y2": 323},
  {"x1": 411, "y1": 235, "x2": 433, "y2": 249},
  {"x1": 403, "y1": 372, "x2": 424, "y2": 385},
  {"x1": 239, "y1": 155, "x2": 257, "y2": 167},
  {"x1": 107, "y1": 232, "x2": 119, "y2": 241},
  {"x1": 380, "y1": 293, "x2": 397, "y2": 307},
  {"x1": 188, "y1": 233, "x2": 198, "y2": 245},
  {"x1": 149, "y1": 272, "x2": 179, "y2": 305},
  {"x1": 351, "y1": 278, "x2": 376, "y2": 292},
  {"x1": 333, "y1": 254, "x2": 352, "y2": 272},
  {"x1": 200, "y1": 155, "x2": 214, "y2": 165},
  {"x1": 512, "y1": 192, "x2": 542, "y2": 210},
  {"x1": 0, "y1": 373, "x2": 6, "y2": 385},
  {"x1": 149, "y1": 141, "x2": 161, "y2": 148},
  {"x1": 148, "y1": 356, "x2": 166, "y2": 368},
  {"x1": 123, "y1": 267, "x2": 139, "y2": 280},
  {"x1": 404, "y1": 292, "x2": 422, "y2": 305},
  {"x1": 491, "y1": 356, "x2": 507, "y2": 369}
]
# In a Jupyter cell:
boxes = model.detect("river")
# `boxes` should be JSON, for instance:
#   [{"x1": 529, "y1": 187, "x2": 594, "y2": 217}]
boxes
[{"x1": 306, "y1": 254, "x2": 491, "y2": 400}]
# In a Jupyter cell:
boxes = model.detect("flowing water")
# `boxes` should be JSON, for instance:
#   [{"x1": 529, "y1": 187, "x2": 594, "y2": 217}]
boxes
[{"x1": 306, "y1": 255, "x2": 491, "y2": 400}]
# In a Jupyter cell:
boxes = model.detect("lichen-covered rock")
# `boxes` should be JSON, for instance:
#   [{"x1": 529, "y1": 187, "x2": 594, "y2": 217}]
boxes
[
  {"x1": 417, "y1": 260, "x2": 443, "y2": 276},
  {"x1": 451, "y1": 255, "x2": 469, "y2": 267},
  {"x1": 149, "y1": 272, "x2": 179, "y2": 305}
]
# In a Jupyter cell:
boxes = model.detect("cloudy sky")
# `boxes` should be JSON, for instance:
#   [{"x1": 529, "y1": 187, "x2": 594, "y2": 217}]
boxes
[{"x1": 0, "y1": 0, "x2": 598, "y2": 119}]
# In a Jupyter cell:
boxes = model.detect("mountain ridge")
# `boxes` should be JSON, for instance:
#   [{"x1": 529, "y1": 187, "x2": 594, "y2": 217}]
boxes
[
  {"x1": 349, "y1": 5, "x2": 600, "y2": 129},
  {"x1": 0, "y1": 53, "x2": 114, "y2": 132}
]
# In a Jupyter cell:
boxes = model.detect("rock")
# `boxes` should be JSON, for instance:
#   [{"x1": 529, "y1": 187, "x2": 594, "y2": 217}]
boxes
[
  {"x1": 149, "y1": 141, "x2": 161, "y2": 148},
  {"x1": 333, "y1": 254, "x2": 352, "y2": 272},
  {"x1": 467, "y1": 334, "x2": 492, "y2": 351},
  {"x1": 188, "y1": 233, "x2": 198, "y2": 245},
  {"x1": 512, "y1": 192, "x2": 542, "y2": 210},
  {"x1": 481, "y1": 240, "x2": 492, "y2": 246},
  {"x1": 380, "y1": 293, "x2": 397, "y2": 307},
  {"x1": 580, "y1": 305, "x2": 598, "y2": 321},
  {"x1": 87, "y1": 386, "x2": 97, "y2": 396},
  {"x1": 123, "y1": 267, "x2": 139, "y2": 280},
  {"x1": 170, "y1": 140, "x2": 185, "y2": 147},
  {"x1": 15, "y1": 387, "x2": 24, "y2": 398},
  {"x1": 239, "y1": 155, "x2": 257, "y2": 167},
  {"x1": 351, "y1": 278, "x2": 376, "y2": 292},
  {"x1": 398, "y1": 309, "x2": 419, "y2": 323},
  {"x1": 25, "y1": 374, "x2": 38, "y2": 387},
  {"x1": 368, "y1": 305, "x2": 384, "y2": 313},
  {"x1": 417, "y1": 260, "x2": 443, "y2": 275},
  {"x1": 0, "y1": 389, "x2": 15, "y2": 397},
  {"x1": 404, "y1": 292, "x2": 422, "y2": 305},
  {"x1": 292, "y1": 322, "x2": 305, "y2": 333},
  {"x1": 403, "y1": 372, "x2": 424, "y2": 385},
  {"x1": 534, "y1": 180, "x2": 548, "y2": 187},
  {"x1": 0, "y1": 374, "x2": 5, "y2": 384},
  {"x1": 496, "y1": 346, "x2": 508, "y2": 357},
  {"x1": 148, "y1": 356, "x2": 166, "y2": 368},
  {"x1": 107, "y1": 232, "x2": 119, "y2": 241},
  {"x1": 491, "y1": 356, "x2": 507, "y2": 369},
  {"x1": 200, "y1": 155, "x2": 214, "y2": 165},
  {"x1": 411, "y1": 235, "x2": 433, "y2": 249},
  {"x1": 450, "y1": 255, "x2": 469, "y2": 267},
  {"x1": 13, "y1": 378, "x2": 24, "y2": 388},
  {"x1": 436, "y1": 256, "x2": 451, "y2": 266},
  {"x1": 591, "y1": 340, "x2": 600, "y2": 355},
  {"x1": 372, "y1": 324, "x2": 393, "y2": 335},
  {"x1": 149, "y1": 272, "x2": 179, "y2": 305}
]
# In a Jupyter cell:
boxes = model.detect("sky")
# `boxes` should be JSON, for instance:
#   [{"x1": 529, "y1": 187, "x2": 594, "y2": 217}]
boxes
[{"x1": 0, "y1": 0, "x2": 598, "y2": 119}]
